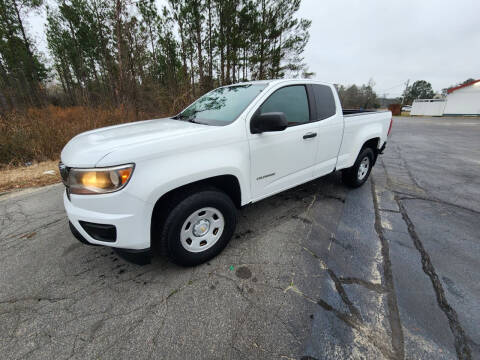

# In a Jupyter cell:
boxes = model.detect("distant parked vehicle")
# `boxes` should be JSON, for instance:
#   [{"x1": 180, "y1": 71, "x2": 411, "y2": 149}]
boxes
[
  {"x1": 60, "y1": 79, "x2": 393, "y2": 266},
  {"x1": 402, "y1": 105, "x2": 412, "y2": 112}
]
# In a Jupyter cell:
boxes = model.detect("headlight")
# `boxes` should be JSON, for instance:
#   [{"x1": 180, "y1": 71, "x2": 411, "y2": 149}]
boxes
[{"x1": 68, "y1": 164, "x2": 134, "y2": 195}]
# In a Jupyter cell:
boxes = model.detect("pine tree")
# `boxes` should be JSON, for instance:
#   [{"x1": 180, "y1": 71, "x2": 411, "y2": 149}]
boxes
[
  {"x1": 4, "y1": 0, "x2": 312, "y2": 111},
  {"x1": 0, "y1": 0, "x2": 47, "y2": 109}
]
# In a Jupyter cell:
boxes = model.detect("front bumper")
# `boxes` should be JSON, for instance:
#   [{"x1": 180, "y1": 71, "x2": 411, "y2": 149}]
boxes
[
  {"x1": 68, "y1": 220, "x2": 151, "y2": 264},
  {"x1": 64, "y1": 190, "x2": 151, "y2": 250},
  {"x1": 69, "y1": 221, "x2": 99, "y2": 246}
]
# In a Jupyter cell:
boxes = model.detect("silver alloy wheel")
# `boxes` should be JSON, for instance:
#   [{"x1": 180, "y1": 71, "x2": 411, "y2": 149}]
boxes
[
  {"x1": 180, "y1": 207, "x2": 225, "y2": 253},
  {"x1": 357, "y1": 156, "x2": 370, "y2": 181}
]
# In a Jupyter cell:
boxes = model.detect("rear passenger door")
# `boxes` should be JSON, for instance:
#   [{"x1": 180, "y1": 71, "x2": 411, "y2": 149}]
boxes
[
  {"x1": 248, "y1": 85, "x2": 320, "y2": 200},
  {"x1": 309, "y1": 84, "x2": 344, "y2": 178}
]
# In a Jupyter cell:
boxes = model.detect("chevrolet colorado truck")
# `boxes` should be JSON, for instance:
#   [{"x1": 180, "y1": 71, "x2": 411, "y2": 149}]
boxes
[{"x1": 60, "y1": 79, "x2": 392, "y2": 266}]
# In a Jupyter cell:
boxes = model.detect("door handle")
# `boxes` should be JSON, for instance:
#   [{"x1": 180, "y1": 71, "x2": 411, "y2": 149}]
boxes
[{"x1": 303, "y1": 132, "x2": 317, "y2": 139}]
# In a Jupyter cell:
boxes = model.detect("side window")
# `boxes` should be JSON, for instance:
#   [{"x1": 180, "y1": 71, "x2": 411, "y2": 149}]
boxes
[
  {"x1": 312, "y1": 84, "x2": 336, "y2": 120},
  {"x1": 260, "y1": 85, "x2": 309, "y2": 126}
]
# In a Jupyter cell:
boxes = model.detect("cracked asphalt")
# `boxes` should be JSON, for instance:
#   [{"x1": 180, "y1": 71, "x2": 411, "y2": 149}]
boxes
[{"x1": 1, "y1": 116, "x2": 479, "y2": 359}]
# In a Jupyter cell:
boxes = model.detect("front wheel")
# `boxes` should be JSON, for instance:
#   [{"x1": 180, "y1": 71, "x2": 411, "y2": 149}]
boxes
[
  {"x1": 159, "y1": 189, "x2": 237, "y2": 266},
  {"x1": 342, "y1": 147, "x2": 375, "y2": 188}
]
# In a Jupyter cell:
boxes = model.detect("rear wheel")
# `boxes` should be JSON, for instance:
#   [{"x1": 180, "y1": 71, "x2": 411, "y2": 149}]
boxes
[
  {"x1": 158, "y1": 189, "x2": 237, "y2": 266},
  {"x1": 342, "y1": 147, "x2": 375, "y2": 188}
]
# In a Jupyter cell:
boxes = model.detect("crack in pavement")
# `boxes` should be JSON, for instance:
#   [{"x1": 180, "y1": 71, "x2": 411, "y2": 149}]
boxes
[
  {"x1": 339, "y1": 276, "x2": 387, "y2": 294},
  {"x1": 3, "y1": 217, "x2": 65, "y2": 241},
  {"x1": 299, "y1": 242, "x2": 398, "y2": 359},
  {"x1": 379, "y1": 148, "x2": 474, "y2": 360},
  {"x1": 371, "y1": 179, "x2": 405, "y2": 360},
  {"x1": 326, "y1": 269, "x2": 363, "y2": 322},
  {"x1": 292, "y1": 178, "x2": 406, "y2": 359},
  {"x1": 394, "y1": 193, "x2": 480, "y2": 216},
  {"x1": 315, "y1": 297, "x2": 396, "y2": 360},
  {"x1": 395, "y1": 196, "x2": 472, "y2": 360}
]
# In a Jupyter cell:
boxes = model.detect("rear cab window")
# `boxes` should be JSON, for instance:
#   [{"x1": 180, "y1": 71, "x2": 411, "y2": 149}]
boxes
[{"x1": 311, "y1": 84, "x2": 336, "y2": 120}]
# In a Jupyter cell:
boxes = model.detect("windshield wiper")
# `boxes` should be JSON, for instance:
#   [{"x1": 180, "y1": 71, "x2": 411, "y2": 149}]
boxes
[
  {"x1": 172, "y1": 113, "x2": 197, "y2": 122},
  {"x1": 189, "y1": 118, "x2": 211, "y2": 125},
  {"x1": 171, "y1": 114, "x2": 207, "y2": 125}
]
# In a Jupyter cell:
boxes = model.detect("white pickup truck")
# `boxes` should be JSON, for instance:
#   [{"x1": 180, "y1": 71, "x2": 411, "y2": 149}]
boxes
[{"x1": 60, "y1": 79, "x2": 392, "y2": 265}]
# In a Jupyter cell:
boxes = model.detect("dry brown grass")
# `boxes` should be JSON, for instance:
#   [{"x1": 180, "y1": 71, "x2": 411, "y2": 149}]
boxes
[
  {"x1": 0, "y1": 105, "x2": 169, "y2": 192},
  {"x1": 0, "y1": 160, "x2": 61, "y2": 193},
  {"x1": 0, "y1": 104, "x2": 175, "y2": 192},
  {"x1": 0, "y1": 105, "x2": 167, "y2": 167}
]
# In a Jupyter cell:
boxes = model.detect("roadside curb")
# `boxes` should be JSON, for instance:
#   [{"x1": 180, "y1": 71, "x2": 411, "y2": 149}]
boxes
[{"x1": 0, "y1": 182, "x2": 62, "y2": 201}]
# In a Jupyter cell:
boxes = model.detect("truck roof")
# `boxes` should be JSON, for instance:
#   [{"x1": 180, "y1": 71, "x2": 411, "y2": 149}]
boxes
[{"x1": 224, "y1": 78, "x2": 333, "y2": 88}]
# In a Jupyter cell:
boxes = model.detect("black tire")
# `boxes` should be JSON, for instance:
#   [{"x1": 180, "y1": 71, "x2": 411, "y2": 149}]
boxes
[
  {"x1": 342, "y1": 147, "x2": 375, "y2": 188},
  {"x1": 159, "y1": 189, "x2": 237, "y2": 266}
]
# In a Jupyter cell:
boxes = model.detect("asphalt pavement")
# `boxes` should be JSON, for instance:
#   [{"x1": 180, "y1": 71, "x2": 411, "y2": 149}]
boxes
[{"x1": 1, "y1": 116, "x2": 479, "y2": 359}]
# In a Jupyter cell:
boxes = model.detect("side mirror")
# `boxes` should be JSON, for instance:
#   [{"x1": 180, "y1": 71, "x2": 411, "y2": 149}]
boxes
[{"x1": 250, "y1": 112, "x2": 288, "y2": 134}]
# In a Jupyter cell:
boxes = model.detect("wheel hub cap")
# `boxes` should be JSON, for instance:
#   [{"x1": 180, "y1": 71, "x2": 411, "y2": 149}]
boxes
[
  {"x1": 357, "y1": 157, "x2": 370, "y2": 180},
  {"x1": 180, "y1": 207, "x2": 225, "y2": 253},
  {"x1": 193, "y1": 219, "x2": 210, "y2": 237}
]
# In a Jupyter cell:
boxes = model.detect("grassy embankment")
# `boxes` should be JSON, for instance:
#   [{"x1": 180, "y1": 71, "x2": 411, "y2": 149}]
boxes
[{"x1": 0, "y1": 106, "x2": 167, "y2": 193}]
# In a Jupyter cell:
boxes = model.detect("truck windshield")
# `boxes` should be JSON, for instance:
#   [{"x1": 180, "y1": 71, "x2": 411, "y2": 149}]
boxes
[{"x1": 174, "y1": 84, "x2": 267, "y2": 125}]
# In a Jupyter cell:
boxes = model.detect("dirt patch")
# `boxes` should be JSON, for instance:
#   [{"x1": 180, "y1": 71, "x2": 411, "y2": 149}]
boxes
[{"x1": 0, "y1": 160, "x2": 60, "y2": 193}]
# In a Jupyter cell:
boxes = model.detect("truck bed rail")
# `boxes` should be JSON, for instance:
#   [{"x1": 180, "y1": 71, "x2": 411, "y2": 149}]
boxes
[{"x1": 343, "y1": 109, "x2": 389, "y2": 117}]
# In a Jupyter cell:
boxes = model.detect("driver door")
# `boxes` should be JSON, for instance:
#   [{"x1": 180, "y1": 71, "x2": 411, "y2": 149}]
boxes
[{"x1": 248, "y1": 85, "x2": 319, "y2": 200}]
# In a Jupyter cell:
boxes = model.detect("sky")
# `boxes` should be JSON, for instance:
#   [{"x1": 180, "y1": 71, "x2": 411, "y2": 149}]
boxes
[{"x1": 26, "y1": 0, "x2": 480, "y2": 97}]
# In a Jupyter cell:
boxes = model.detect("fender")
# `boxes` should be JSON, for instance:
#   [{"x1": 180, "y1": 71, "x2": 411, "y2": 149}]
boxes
[{"x1": 336, "y1": 116, "x2": 385, "y2": 170}]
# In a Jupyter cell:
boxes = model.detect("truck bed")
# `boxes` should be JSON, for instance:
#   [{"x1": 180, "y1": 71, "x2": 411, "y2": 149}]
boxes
[{"x1": 334, "y1": 109, "x2": 392, "y2": 171}]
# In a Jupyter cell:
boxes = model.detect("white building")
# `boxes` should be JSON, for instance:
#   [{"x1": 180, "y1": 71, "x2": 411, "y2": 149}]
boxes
[
  {"x1": 411, "y1": 79, "x2": 480, "y2": 116},
  {"x1": 410, "y1": 99, "x2": 446, "y2": 116},
  {"x1": 443, "y1": 80, "x2": 480, "y2": 116}
]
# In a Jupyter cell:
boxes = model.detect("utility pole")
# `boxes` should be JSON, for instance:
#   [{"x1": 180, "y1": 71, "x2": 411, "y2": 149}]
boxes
[{"x1": 401, "y1": 79, "x2": 410, "y2": 105}]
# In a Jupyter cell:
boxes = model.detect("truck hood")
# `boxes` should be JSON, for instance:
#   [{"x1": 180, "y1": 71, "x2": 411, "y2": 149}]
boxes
[{"x1": 61, "y1": 118, "x2": 210, "y2": 167}]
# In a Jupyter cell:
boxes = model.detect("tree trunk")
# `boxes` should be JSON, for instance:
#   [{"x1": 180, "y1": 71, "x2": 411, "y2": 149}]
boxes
[
  {"x1": 220, "y1": 44, "x2": 225, "y2": 85},
  {"x1": 12, "y1": 0, "x2": 41, "y2": 105},
  {"x1": 258, "y1": 0, "x2": 266, "y2": 79},
  {"x1": 243, "y1": 47, "x2": 247, "y2": 80},
  {"x1": 207, "y1": 0, "x2": 213, "y2": 88},
  {"x1": 194, "y1": 2, "x2": 204, "y2": 92},
  {"x1": 115, "y1": 0, "x2": 126, "y2": 106},
  {"x1": 189, "y1": 52, "x2": 195, "y2": 97},
  {"x1": 178, "y1": 20, "x2": 188, "y2": 80},
  {"x1": 226, "y1": 42, "x2": 230, "y2": 84}
]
